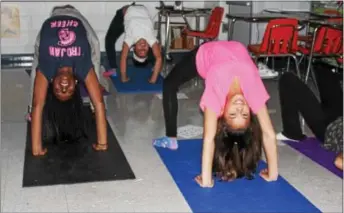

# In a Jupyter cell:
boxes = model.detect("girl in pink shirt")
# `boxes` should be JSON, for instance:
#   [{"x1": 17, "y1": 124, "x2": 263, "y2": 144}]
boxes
[{"x1": 153, "y1": 41, "x2": 278, "y2": 187}]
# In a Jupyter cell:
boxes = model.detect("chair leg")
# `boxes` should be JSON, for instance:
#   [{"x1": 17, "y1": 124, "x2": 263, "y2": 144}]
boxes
[
  {"x1": 272, "y1": 57, "x2": 275, "y2": 71},
  {"x1": 304, "y1": 58, "x2": 311, "y2": 84},
  {"x1": 301, "y1": 116, "x2": 306, "y2": 134},
  {"x1": 286, "y1": 57, "x2": 291, "y2": 72},
  {"x1": 291, "y1": 55, "x2": 301, "y2": 79},
  {"x1": 254, "y1": 56, "x2": 259, "y2": 65},
  {"x1": 310, "y1": 65, "x2": 319, "y2": 94}
]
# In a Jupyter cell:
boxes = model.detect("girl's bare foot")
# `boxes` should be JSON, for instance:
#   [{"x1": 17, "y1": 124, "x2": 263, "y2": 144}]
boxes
[
  {"x1": 149, "y1": 73, "x2": 159, "y2": 84},
  {"x1": 32, "y1": 148, "x2": 48, "y2": 156},
  {"x1": 121, "y1": 76, "x2": 130, "y2": 83},
  {"x1": 92, "y1": 143, "x2": 108, "y2": 151}
]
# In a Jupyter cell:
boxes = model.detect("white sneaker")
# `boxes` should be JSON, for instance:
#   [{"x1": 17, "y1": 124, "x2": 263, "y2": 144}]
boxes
[
  {"x1": 258, "y1": 63, "x2": 279, "y2": 79},
  {"x1": 276, "y1": 132, "x2": 298, "y2": 142}
]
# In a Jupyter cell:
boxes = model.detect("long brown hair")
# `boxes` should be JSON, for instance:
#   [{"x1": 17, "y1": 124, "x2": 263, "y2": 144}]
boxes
[{"x1": 213, "y1": 113, "x2": 262, "y2": 181}]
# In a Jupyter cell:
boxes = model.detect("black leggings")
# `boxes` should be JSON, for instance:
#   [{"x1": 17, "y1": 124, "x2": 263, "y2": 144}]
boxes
[
  {"x1": 279, "y1": 69, "x2": 343, "y2": 142},
  {"x1": 105, "y1": 7, "x2": 126, "y2": 69},
  {"x1": 163, "y1": 47, "x2": 200, "y2": 137}
]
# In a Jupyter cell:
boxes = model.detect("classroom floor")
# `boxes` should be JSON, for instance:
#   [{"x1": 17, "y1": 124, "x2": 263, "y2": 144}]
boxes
[{"x1": 1, "y1": 66, "x2": 342, "y2": 212}]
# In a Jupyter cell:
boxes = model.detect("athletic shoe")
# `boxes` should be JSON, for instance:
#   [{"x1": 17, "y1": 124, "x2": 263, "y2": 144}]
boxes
[
  {"x1": 103, "y1": 69, "x2": 116, "y2": 77},
  {"x1": 276, "y1": 132, "x2": 299, "y2": 142},
  {"x1": 153, "y1": 136, "x2": 178, "y2": 150},
  {"x1": 258, "y1": 63, "x2": 279, "y2": 79}
]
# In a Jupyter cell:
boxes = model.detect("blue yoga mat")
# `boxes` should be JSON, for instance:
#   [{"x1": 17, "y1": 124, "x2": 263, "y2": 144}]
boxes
[
  {"x1": 155, "y1": 139, "x2": 320, "y2": 213},
  {"x1": 110, "y1": 66, "x2": 163, "y2": 94},
  {"x1": 284, "y1": 138, "x2": 343, "y2": 178},
  {"x1": 79, "y1": 83, "x2": 110, "y2": 97}
]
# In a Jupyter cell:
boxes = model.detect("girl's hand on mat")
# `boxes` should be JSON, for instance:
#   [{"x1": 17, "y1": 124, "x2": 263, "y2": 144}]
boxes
[
  {"x1": 148, "y1": 73, "x2": 159, "y2": 84},
  {"x1": 259, "y1": 168, "x2": 278, "y2": 182},
  {"x1": 195, "y1": 175, "x2": 214, "y2": 188},
  {"x1": 121, "y1": 76, "x2": 130, "y2": 83},
  {"x1": 32, "y1": 147, "x2": 47, "y2": 156},
  {"x1": 92, "y1": 143, "x2": 108, "y2": 151}
]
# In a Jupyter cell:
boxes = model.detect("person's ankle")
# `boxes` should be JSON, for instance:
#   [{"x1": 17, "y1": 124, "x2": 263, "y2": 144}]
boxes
[{"x1": 167, "y1": 137, "x2": 177, "y2": 140}]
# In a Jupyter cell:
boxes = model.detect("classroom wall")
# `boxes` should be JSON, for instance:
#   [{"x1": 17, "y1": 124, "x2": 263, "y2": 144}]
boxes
[
  {"x1": 1, "y1": 1, "x2": 311, "y2": 55},
  {"x1": 1, "y1": 1, "x2": 206, "y2": 55},
  {"x1": 251, "y1": 1, "x2": 311, "y2": 43},
  {"x1": 217, "y1": 1, "x2": 311, "y2": 43}
]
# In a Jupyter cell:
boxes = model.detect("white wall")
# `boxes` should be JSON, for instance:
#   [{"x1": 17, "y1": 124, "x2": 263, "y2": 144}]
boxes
[{"x1": 1, "y1": 1, "x2": 205, "y2": 54}]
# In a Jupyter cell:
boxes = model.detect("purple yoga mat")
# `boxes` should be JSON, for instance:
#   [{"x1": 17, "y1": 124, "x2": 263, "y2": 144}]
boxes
[
  {"x1": 79, "y1": 84, "x2": 110, "y2": 97},
  {"x1": 284, "y1": 138, "x2": 343, "y2": 178}
]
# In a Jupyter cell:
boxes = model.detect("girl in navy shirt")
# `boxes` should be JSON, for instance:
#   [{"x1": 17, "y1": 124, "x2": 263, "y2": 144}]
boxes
[{"x1": 31, "y1": 15, "x2": 107, "y2": 156}]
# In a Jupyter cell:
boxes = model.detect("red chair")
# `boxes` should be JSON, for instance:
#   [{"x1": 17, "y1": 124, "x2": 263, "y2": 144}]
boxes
[
  {"x1": 182, "y1": 7, "x2": 224, "y2": 42},
  {"x1": 298, "y1": 16, "x2": 343, "y2": 43},
  {"x1": 298, "y1": 26, "x2": 343, "y2": 89},
  {"x1": 248, "y1": 18, "x2": 301, "y2": 77}
]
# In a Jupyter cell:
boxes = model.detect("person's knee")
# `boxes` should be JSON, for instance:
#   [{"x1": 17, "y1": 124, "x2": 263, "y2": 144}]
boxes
[
  {"x1": 163, "y1": 78, "x2": 178, "y2": 95},
  {"x1": 105, "y1": 35, "x2": 112, "y2": 46},
  {"x1": 334, "y1": 153, "x2": 343, "y2": 170}
]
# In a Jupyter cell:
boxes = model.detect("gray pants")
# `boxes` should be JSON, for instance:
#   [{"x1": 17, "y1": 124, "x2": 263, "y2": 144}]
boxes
[{"x1": 28, "y1": 7, "x2": 108, "y2": 112}]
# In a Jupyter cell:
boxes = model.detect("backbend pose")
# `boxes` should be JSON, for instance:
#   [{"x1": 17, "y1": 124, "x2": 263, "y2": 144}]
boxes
[
  {"x1": 30, "y1": 9, "x2": 107, "y2": 156},
  {"x1": 105, "y1": 3, "x2": 162, "y2": 83},
  {"x1": 154, "y1": 41, "x2": 278, "y2": 187},
  {"x1": 28, "y1": 5, "x2": 108, "y2": 116},
  {"x1": 277, "y1": 70, "x2": 343, "y2": 170}
]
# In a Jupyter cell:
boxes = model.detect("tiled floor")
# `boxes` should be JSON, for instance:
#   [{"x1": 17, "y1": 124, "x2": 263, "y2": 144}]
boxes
[{"x1": 1, "y1": 68, "x2": 342, "y2": 212}]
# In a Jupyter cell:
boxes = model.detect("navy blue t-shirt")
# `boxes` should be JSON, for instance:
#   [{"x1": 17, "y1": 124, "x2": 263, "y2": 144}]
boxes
[{"x1": 38, "y1": 15, "x2": 93, "y2": 81}]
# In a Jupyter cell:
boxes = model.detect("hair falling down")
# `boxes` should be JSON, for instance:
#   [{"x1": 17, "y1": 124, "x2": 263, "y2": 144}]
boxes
[
  {"x1": 42, "y1": 84, "x2": 89, "y2": 144},
  {"x1": 213, "y1": 114, "x2": 263, "y2": 181}
]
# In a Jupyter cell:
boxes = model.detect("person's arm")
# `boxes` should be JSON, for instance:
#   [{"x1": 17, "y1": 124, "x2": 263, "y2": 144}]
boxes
[
  {"x1": 31, "y1": 70, "x2": 48, "y2": 156},
  {"x1": 84, "y1": 68, "x2": 108, "y2": 150},
  {"x1": 256, "y1": 105, "x2": 278, "y2": 181},
  {"x1": 197, "y1": 108, "x2": 218, "y2": 187},
  {"x1": 120, "y1": 42, "x2": 130, "y2": 83},
  {"x1": 149, "y1": 42, "x2": 163, "y2": 84}
]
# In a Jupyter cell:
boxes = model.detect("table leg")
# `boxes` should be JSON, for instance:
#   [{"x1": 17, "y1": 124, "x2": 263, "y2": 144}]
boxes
[
  {"x1": 195, "y1": 16, "x2": 200, "y2": 46},
  {"x1": 157, "y1": 12, "x2": 162, "y2": 42},
  {"x1": 163, "y1": 15, "x2": 171, "y2": 75},
  {"x1": 229, "y1": 19, "x2": 236, "y2": 40},
  {"x1": 193, "y1": 16, "x2": 202, "y2": 87}
]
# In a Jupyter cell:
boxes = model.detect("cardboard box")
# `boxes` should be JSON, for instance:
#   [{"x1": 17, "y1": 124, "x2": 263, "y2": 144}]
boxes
[
  {"x1": 183, "y1": 37, "x2": 194, "y2": 50},
  {"x1": 170, "y1": 26, "x2": 184, "y2": 49},
  {"x1": 171, "y1": 37, "x2": 184, "y2": 49}
]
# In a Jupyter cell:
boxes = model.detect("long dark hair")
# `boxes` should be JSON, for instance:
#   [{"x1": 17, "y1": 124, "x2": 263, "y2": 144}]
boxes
[
  {"x1": 213, "y1": 113, "x2": 262, "y2": 181},
  {"x1": 42, "y1": 83, "x2": 88, "y2": 144}
]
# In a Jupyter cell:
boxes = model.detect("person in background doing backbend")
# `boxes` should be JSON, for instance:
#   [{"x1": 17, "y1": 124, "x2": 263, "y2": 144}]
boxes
[
  {"x1": 105, "y1": 3, "x2": 162, "y2": 84},
  {"x1": 154, "y1": 41, "x2": 278, "y2": 187},
  {"x1": 30, "y1": 9, "x2": 107, "y2": 156},
  {"x1": 277, "y1": 69, "x2": 343, "y2": 170}
]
